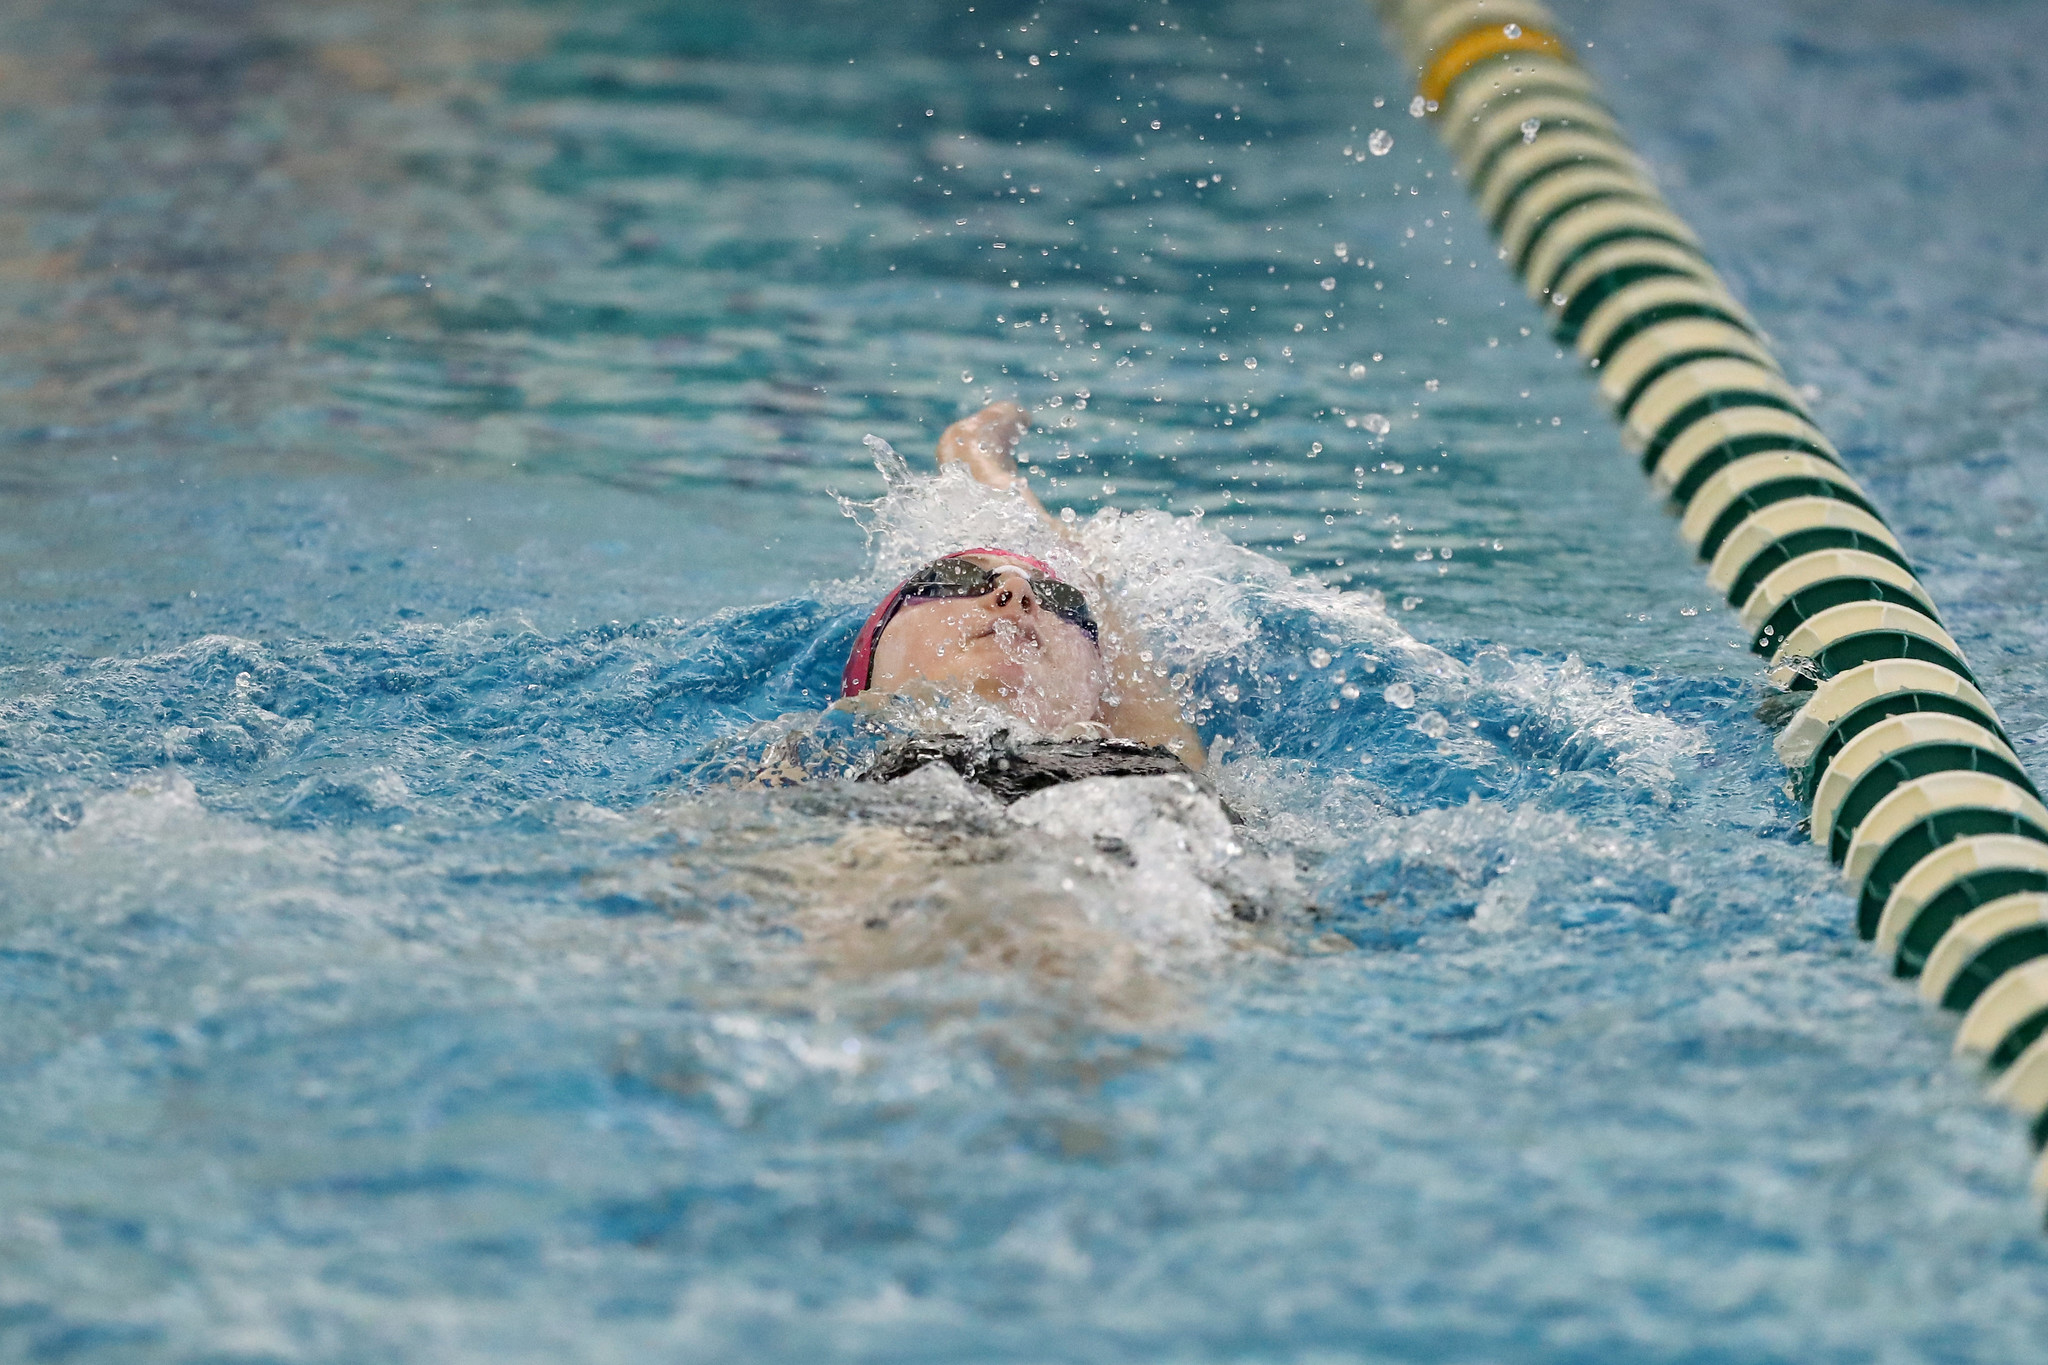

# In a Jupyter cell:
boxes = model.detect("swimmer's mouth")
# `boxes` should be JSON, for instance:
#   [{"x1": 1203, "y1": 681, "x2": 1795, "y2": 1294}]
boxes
[{"x1": 974, "y1": 623, "x2": 1040, "y2": 649}]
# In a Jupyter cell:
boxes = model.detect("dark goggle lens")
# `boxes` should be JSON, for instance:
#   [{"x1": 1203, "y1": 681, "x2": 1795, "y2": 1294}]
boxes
[
  {"x1": 901, "y1": 559, "x2": 998, "y2": 596},
  {"x1": 1029, "y1": 579, "x2": 1097, "y2": 634},
  {"x1": 900, "y1": 560, "x2": 1097, "y2": 638}
]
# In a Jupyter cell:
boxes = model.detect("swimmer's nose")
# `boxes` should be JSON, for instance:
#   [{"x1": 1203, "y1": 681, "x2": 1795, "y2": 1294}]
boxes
[
  {"x1": 990, "y1": 584, "x2": 1035, "y2": 614},
  {"x1": 985, "y1": 569, "x2": 1037, "y2": 618}
]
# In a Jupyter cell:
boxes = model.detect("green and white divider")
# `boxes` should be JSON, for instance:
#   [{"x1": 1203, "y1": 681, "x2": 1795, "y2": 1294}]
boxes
[{"x1": 1372, "y1": 0, "x2": 2048, "y2": 1201}]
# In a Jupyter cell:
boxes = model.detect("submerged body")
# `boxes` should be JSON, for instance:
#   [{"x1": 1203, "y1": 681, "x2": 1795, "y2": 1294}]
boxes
[{"x1": 647, "y1": 755, "x2": 1307, "y2": 1026}]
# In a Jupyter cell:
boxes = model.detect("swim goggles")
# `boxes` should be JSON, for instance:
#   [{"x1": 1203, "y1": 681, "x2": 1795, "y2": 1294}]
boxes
[{"x1": 840, "y1": 547, "x2": 1099, "y2": 697}]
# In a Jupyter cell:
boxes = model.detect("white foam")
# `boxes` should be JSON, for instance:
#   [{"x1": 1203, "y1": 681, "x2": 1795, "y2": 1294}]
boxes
[
  {"x1": 1010, "y1": 772, "x2": 1282, "y2": 966},
  {"x1": 1344, "y1": 799, "x2": 1687, "y2": 933}
]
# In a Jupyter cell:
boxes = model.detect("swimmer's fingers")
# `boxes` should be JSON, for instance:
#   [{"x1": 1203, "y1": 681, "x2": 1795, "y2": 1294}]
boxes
[{"x1": 937, "y1": 401, "x2": 1031, "y2": 488}]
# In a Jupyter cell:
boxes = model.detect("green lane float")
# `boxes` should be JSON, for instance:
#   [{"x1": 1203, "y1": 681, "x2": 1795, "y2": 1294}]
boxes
[
  {"x1": 1597, "y1": 316, "x2": 1778, "y2": 413},
  {"x1": 1958, "y1": 956, "x2": 2048, "y2": 1062},
  {"x1": 1374, "y1": 0, "x2": 2048, "y2": 1205},
  {"x1": 1921, "y1": 892, "x2": 2048, "y2": 1010}
]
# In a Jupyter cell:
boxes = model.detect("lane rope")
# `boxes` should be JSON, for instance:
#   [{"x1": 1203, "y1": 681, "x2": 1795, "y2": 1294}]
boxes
[{"x1": 1373, "y1": 0, "x2": 2048, "y2": 1207}]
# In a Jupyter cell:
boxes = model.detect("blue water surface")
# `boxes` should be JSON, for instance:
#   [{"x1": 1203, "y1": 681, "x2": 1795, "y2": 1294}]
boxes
[{"x1": 3, "y1": 0, "x2": 2048, "y2": 1360}]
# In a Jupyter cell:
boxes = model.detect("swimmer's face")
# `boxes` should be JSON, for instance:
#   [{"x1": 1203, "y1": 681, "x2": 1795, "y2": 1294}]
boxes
[{"x1": 868, "y1": 555, "x2": 1106, "y2": 730}]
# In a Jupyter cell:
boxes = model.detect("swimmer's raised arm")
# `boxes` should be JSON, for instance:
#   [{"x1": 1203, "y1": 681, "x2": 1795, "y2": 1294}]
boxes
[{"x1": 936, "y1": 402, "x2": 1205, "y2": 766}]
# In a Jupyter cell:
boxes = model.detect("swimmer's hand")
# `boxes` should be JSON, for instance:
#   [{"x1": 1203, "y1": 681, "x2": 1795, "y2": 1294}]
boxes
[{"x1": 937, "y1": 401, "x2": 1033, "y2": 494}]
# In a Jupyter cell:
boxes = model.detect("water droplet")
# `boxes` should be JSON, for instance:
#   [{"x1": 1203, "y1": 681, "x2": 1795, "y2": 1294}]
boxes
[
  {"x1": 1150, "y1": 119, "x2": 1162, "y2": 130},
  {"x1": 1309, "y1": 648, "x2": 1332, "y2": 669},
  {"x1": 1409, "y1": 95, "x2": 1427, "y2": 118},
  {"x1": 961, "y1": 371, "x2": 974, "y2": 383},
  {"x1": 1416, "y1": 711, "x2": 1450, "y2": 738},
  {"x1": 1424, "y1": 378, "x2": 1440, "y2": 392},
  {"x1": 1348, "y1": 362, "x2": 1368, "y2": 378},
  {"x1": 1244, "y1": 357, "x2": 1258, "y2": 369},
  {"x1": 863, "y1": 433, "x2": 911, "y2": 484},
  {"x1": 1362, "y1": 413, "x2": 1392, "y2": 436},
  {"x1": 1368, "y1": 128, "x2": 1393, "y2": 155},
  {"x1": 1401, "y1": 596, "x2": 1423, "y2": 611},
  {"x1": 1383, "y1": 681, "x2": 1416, "y2": 709},
  {"x1": 1320, "y1": 277, "x2": 1337, "y2": 291},
  {"x1": 1521, "y1": 117, "x2": 1541, "y2": 143},
  {"x1": 1309, "y1": 441, "x2": 1324, "y2": 456},
  {"x1": 1028, "y1": 54, "x2": 1040, "y2": 65},
  {"x1": 1504, "y1": 22, "x2": 1523, "y2": 38},
  {"x1": 1340, "y1": 682, "x2": 1362, "y2": 701}
]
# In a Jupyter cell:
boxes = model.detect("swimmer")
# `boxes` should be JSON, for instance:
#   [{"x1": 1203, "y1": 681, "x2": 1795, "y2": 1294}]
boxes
[
  {"x1": 838, "y1": 400, "x2": 1206, "y2": 776},
  {"x1": 645, "y1": 402, "x2": 1318, "y2": 1024}
]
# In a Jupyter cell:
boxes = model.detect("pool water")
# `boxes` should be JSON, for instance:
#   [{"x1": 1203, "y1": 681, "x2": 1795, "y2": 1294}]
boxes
[{"x1": 4, "y1": 0, "x2": 2048, "y2": 1359}]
